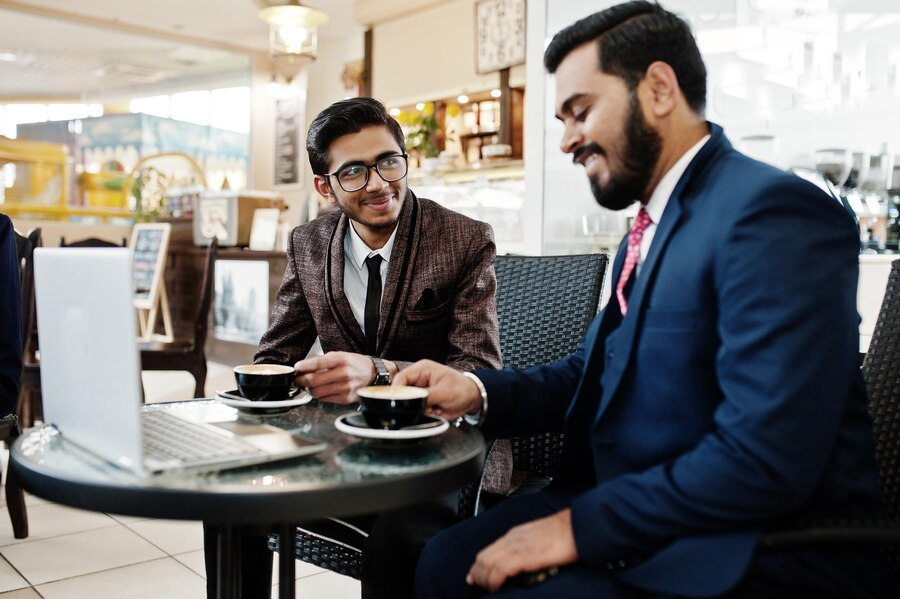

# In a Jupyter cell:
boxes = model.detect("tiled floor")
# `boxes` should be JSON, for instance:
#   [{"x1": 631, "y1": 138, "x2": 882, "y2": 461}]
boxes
[{"x1": 0, "y1": 363, "x2": 361, "y2": 598}]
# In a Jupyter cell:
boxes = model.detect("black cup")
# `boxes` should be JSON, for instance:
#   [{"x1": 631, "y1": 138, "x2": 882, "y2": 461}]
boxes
[
  {"x1": 357, "y1": 385, "x2": 428, "y2": 430},
  {"x1": 234, "y1": 364, "x2": 296, "y2": 402}
]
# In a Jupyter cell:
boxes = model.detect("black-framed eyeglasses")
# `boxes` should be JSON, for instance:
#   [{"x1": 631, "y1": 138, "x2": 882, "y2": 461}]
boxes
[{"x1": 326, "y1": 153, "x2": 409, "y2": 192}]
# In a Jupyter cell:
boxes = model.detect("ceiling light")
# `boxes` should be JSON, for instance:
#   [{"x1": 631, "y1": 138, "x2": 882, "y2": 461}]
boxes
[
  {"x1": 490, "y1": 89, "x2": 502, "y2": 98},
  {"x1": 416, "y1": 102, "x2": 425, "y2": 111},
  {"x1": 457, "y1": 94, "x2": 469, "y2": 104},
  {"x1": 389, "y1": 108, "x2": 401, "y2": 116},
  {"x1": 258, "y1": 1, "x2": 329, "y2": 63}
]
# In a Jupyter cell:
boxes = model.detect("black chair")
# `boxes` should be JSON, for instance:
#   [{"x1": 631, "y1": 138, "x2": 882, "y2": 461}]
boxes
[
  {"x1": 759, "y1": 259, "x2": 900, "y2": 574},
  {"x1": 4, "y1": 228, "x2": 39, "y2": 539},
  {"x1": 139, "y1": 239, "x2": 217, "y2": 398},
  {"x1": 274, "y1": 253, "x2": 609, "y2": 578},
  {"x1": 459, "y1": 253, "x2": 608, "y2": 516},
  {"x1": 16, "y1": 228, "x2": 42, "y2": 429}
]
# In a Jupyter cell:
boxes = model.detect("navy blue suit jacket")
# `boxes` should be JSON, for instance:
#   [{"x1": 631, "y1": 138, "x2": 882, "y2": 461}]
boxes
[
  {"x1": 1, "y1": 214, "x2": 23, "y2": 416},
  {"x1": 476, "y1": 124, "x2": 880, "y2": 596}
]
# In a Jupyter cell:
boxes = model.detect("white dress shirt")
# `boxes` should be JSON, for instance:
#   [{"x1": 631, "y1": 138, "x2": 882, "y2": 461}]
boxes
[
  {"x1": 636, "y1": 134, "x2": 710, "y2": 275},
  {"x1": 343, "y1": 222, "x2": 398, "y2": 334}
]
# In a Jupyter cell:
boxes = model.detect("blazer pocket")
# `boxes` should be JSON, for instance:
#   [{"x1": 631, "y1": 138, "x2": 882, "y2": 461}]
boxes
[
  {"x1": 405, "y1": 300, "x2": 452, "y2": 323},
  {"x1": 642, "y1": 309, "x2": 699, "y2": 331}
]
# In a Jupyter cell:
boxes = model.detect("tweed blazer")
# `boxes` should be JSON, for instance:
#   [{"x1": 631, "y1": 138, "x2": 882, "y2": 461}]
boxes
[{"x1": 256, "y1": 191, "x2": 501, "y2": 372}]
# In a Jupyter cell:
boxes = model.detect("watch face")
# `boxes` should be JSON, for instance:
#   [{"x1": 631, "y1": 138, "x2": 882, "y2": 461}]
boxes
[{"x1": 476, "y1": 0, "x2": 526, "y2": 74}]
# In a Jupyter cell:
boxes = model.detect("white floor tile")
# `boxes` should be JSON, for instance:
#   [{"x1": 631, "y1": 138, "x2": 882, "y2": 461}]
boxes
[
  {"x1": 2, "y1": 526, "x2": 166, "y2": 585},
  {"x1": 35, "y1": 557, "x2": 205, "y2": 599},
  {"x1": 282, "y1": 570, "x2": 360, "y2": 599},
  {"x1": 0, "y1": 503, "x2": 117, "y2": 547},
  {"x1": 171, "y1": 549, "x2": 206, "y2": 579},
  {"x1": 0, "y1": 587, "x2": 41, "y2": 598},
  {"x1": 125, "y1": 519, "x2": 204, "y2": 555},
  {"x1": 0, "y1": 556, "x2": 28, "y2": 593}
]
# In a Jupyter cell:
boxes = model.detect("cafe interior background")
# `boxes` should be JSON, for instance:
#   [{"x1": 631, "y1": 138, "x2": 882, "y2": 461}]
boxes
[{"x1": 0, "y1": 0, "x2": 898, "y2": 596}]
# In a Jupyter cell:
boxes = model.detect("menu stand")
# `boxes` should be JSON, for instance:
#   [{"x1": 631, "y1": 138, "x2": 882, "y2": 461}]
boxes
[{"x1": 131, "y1": 223, "x2": 173, "y2": 342}]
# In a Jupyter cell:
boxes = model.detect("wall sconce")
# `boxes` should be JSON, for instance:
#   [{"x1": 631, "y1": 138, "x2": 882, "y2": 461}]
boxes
[{"x1": 258, "y1": 1, "x2": 329, "y2": 63}]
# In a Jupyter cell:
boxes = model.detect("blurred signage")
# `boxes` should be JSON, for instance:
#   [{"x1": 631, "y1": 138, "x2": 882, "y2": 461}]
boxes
[{"x1": 275, "y1": 96, "x2": 303, "y2": 186}]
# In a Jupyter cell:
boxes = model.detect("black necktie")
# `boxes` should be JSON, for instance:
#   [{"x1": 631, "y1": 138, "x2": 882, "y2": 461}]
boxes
[{"x1": 364, "y1": 254, "x2": 383, "y2": 355}]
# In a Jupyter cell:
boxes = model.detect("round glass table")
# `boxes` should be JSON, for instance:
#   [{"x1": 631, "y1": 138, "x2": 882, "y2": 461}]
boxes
[{"x1": 11, "y1": 399, "x2": 485, "y2": 599}]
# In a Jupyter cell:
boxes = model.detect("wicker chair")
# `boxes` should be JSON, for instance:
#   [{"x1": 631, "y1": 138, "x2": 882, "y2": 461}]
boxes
[
  {"x1": 459, "y1": 253, "x2": 608, "y2": 517},
  {"x1": 271, "y1": 253, "x2": 609, "y2": 578},
  {"x1": 759, "y1": 259, "x2": 900, "y2": 574}
]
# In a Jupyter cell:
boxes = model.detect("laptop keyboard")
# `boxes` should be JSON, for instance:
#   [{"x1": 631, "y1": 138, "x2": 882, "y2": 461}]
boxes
[{"x1": 142, "y1": 409, "x2": 263, "y2": 463}]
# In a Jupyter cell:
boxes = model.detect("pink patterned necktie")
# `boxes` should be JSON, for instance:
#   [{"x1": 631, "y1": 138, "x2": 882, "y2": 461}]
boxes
[{"x1": 616, "y1": 208, "x2": 652, "y2": 316}]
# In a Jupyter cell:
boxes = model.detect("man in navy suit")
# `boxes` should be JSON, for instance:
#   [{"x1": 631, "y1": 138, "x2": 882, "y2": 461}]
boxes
[{"x1": 397, "y1": 2, "x2": 895, "y2": 597}]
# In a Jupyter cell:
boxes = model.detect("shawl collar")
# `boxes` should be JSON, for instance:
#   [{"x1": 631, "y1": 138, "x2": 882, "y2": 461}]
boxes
[{"x1": 323, "y1": 189, "x2": 421, "y2": 356}]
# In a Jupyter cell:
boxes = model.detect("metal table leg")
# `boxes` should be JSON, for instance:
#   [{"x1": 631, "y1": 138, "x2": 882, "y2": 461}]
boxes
[{"x1": 278, "y1": 524, "x2": 297, "y2": 599}]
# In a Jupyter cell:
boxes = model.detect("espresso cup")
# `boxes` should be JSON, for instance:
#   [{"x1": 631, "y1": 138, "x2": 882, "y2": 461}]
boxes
[
  {"x1": 357, "y1": 385, "x2": 428, "y2": 430},
  {"x1": 234, "y1": 364, "x2": 296, "y2": 402}
]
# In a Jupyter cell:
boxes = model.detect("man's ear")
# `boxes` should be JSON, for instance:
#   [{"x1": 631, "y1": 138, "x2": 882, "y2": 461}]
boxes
[
  {"x1": 313, "y1": 175, "x2": 338, "y2": 205},
  {"x1": 641, "y1": 61, "x2": 679, "y2": 118}
]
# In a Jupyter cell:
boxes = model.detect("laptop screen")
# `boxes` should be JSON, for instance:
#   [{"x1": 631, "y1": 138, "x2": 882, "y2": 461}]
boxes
[{"x1": 33, "y1": 247, "x2": 145, "y2": 470}]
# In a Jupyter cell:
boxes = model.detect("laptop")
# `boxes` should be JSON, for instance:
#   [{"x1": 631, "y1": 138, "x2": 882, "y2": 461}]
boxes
[{"x1": 33, "y1": 247, "x2": 326, "y2": 476}]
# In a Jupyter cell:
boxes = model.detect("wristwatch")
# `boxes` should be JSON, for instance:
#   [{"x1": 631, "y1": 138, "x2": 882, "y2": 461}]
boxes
[{"x1": 370, "y1": 356, "x2": 391, "y2": 385}]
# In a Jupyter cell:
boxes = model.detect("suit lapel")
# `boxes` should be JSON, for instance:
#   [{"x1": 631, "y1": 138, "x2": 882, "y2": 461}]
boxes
[
  {"x1": 593, "y1": 124, "x2": 729, "y2": 423},
  {"x1": 379, "y1": 191, "x2": 419, "y2": 356},
  {"x1": 325, "y1": 215, "x2": 367, "y2": 352}
]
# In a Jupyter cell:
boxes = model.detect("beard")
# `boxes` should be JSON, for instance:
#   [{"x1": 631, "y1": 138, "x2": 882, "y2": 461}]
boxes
[{"x1": 588, "y1": 95, "x2": 662, "y2": 211}]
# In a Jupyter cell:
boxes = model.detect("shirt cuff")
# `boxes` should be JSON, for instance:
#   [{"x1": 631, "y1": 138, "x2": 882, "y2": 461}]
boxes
[{"x1": 461, "y1": 372, "x2": 488, "y2": 427}]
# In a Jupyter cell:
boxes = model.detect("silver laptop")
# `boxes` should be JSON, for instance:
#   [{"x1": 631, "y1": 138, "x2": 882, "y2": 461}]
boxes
[{"x1": 33, "y1": 247, "x2": 326, "y2": 476}]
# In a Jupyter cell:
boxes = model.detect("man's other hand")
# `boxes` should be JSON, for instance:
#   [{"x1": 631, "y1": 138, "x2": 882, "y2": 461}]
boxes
[
  {"x1": 294, "y1": 351, "x2": 376, "y2": 404},
  {"x1": 466, "y1": 509, "x2": 578, "y2": 593},
  {"x1": 392, "y1": 360, "x2": 482, "y2": 419}
]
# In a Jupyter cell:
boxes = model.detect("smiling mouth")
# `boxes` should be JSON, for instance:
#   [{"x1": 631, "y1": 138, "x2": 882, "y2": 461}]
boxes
[
  {"x1": 363, "y1": 195, "x2": 394, "y2": 208},
  {"x1": 573, "y1": 144, "x2": 604, "y2": 169}
]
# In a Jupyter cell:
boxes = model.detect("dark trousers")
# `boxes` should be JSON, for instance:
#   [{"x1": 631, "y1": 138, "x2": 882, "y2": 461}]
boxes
[
  {"x1": 203, "y1": 491, "x2": 459, "y2": 599},
  {"x1": 416, "y1": 491, "x2": 900, "y2": 599},
  {"x1": 203, "y1": 522, "x2": 273, "y2": 599}
]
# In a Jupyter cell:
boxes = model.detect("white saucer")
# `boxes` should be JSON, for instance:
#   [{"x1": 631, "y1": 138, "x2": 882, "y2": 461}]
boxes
[
  {"x1": 215, "y1": 389, "x2": 312, "y2": 413},
  {"x1": 334, "y1": 412, "x2": 449, "y2": 440}
]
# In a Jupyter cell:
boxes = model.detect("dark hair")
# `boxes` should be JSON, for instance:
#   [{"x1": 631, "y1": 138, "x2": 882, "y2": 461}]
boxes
[
  {"x1": 544, "y1": 1, "x2": 706, "y2": 114},
  {"x1": 306, "y1": 97, "x2": 406, "y2": 175}
]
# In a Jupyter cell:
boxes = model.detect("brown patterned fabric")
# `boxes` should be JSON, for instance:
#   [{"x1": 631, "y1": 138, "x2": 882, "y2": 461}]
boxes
[{"x1": 256, "y1": 191, "x2": 501, "y2": 373}]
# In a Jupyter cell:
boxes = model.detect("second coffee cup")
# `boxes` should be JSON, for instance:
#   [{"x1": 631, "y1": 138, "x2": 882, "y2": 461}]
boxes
[
  {"x1": 357, "y1": 385, "x2": 428, "y2": 430},
  {"x1": 234, "y1": 364, "x2": 297, "y2": 402}
]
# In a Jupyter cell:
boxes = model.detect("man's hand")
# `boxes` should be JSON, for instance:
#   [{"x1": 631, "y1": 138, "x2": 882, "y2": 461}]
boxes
[
  {"x1": 294, "y1": 351, "x2": 376, "y2": 404},
  {"x1": 466, "y1": 509, "x2": 578, "y2": 593},
  {"x1": 392, "y1": 360, "x2": 482, "y2": 419}
]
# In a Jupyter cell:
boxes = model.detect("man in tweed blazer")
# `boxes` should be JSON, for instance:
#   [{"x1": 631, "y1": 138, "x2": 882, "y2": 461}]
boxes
[{"x1": 204, "y1": 98, "x2": 501, "y2": 599}]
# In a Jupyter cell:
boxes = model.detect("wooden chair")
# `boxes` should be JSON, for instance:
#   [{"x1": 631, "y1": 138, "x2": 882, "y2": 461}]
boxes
[
  {"x1": 16, "y1": 228, "x2": 42, "y2": 429},
  {"x1": 274, "y1": 253, "x2": 609, "y2": 578},
  {"x1": 139, "y1": 239, "x2": 217, "y2": 398},
  {"x1": 4, "y1": 228, "x2": 39, "y2": 538},
  {"x1": 59, "y1": 236, "x2": 126, "y2": 248}
]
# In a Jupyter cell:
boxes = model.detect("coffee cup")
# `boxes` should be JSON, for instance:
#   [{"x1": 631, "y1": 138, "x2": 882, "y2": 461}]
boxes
[
  {"x1": 234, "y1": 364, "x2": 297, "y2": 402},
  {"x1": 357, "y1": 385, "x2": 428, "y2": 430}
]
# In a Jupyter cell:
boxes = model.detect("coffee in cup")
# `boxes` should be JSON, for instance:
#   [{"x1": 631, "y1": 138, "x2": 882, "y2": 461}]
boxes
[
  {"x1": 234, "y1": 364, "x2": 297, "y2": 402},
  {"x1": 357, "y1": 385, "x2": 428, "y2": 430}
]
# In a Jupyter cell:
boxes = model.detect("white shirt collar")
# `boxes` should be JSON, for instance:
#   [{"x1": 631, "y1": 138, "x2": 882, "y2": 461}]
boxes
[
  {"x1": 346, "y1": 222, "x2": 397, "y2": 271},
  {"x1": 643, "y1": 133, "x2": 711, "y2": 223}
]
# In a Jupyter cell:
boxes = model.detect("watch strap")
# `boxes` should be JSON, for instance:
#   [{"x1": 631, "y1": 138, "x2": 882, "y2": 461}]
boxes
[{"x1": 370, "y1": 356, "x2": 391, "y2": 385}]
